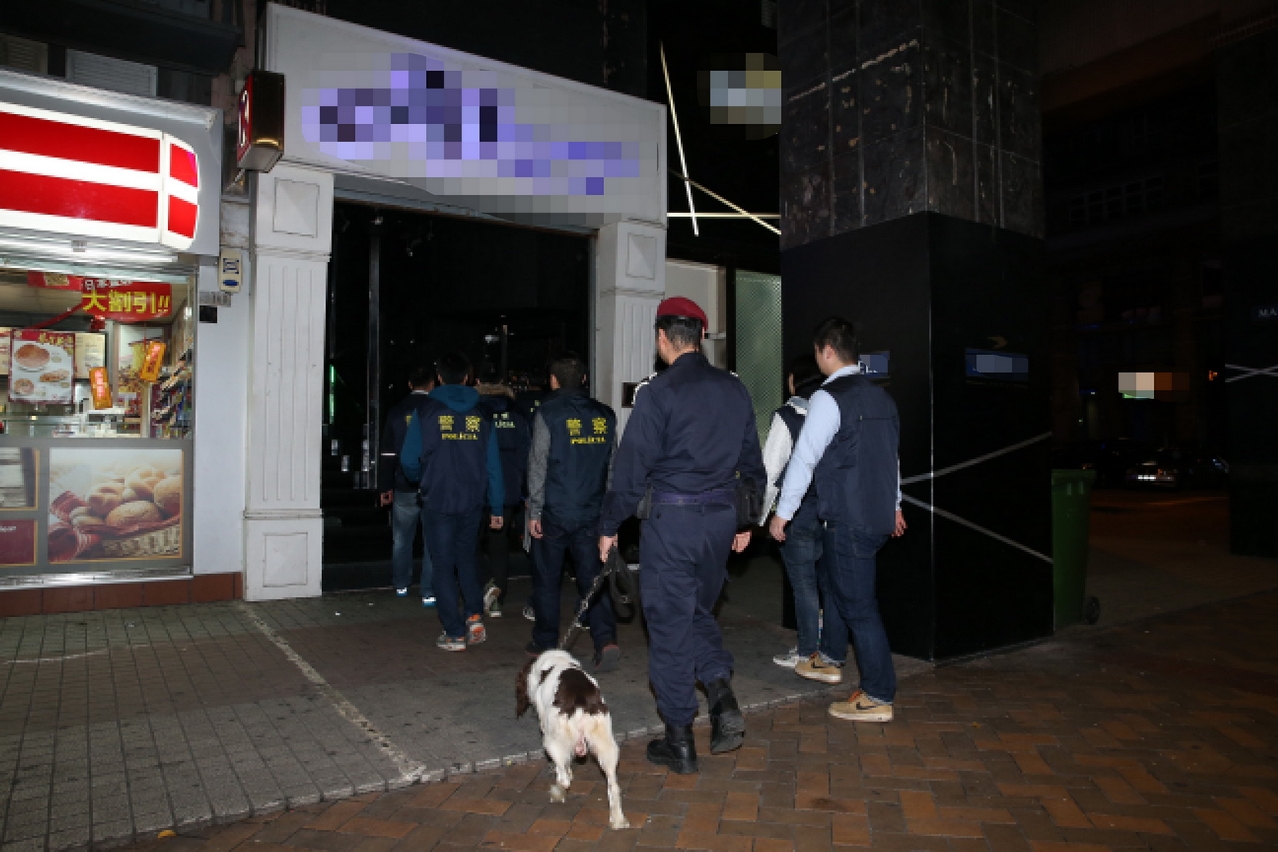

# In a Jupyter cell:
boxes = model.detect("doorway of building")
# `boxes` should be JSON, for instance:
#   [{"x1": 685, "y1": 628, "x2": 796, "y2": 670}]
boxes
[{"x1": 321, "y1": 202, "x2": 592, "y2": 590}]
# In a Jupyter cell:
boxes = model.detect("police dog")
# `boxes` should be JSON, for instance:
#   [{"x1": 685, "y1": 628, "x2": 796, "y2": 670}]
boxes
[{"x1": 516, "y1": 650, "x2": 628, "y2": 829}]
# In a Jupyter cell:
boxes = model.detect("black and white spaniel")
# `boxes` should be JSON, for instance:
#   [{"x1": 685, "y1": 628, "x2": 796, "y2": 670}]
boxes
[{"x1": 516, "y1": 649, "x2": 628, "y2": 830}]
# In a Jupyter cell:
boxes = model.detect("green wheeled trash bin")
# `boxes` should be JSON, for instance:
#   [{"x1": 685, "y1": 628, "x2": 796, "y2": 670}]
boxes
[{"x1": 1052, "y1": 469, "x2": 1099, "y2": 629}]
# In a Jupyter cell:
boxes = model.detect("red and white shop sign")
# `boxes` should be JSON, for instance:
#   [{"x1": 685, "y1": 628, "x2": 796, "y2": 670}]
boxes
[{"x1": 0, "y1": 101, "x2": 200, "y2": 251}]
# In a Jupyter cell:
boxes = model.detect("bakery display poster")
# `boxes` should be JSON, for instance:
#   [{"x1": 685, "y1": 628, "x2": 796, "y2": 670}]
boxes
[
  {"x1": 48, "y1": 448, "x2": 184, "y2": 562},
  {"x1": 9, "y1": 330, "x2": 75, "y2": 404}
]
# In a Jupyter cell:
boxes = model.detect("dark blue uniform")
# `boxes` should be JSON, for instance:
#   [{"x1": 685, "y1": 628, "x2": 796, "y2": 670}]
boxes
[
  {"x1": 528, "y1": 389, "x2": 617, "y2": 651},
  {"x1": 478, "y1": 391, "x2": 531, "y2": 603},
  {"x1": 378, "y1": 393, "x2": 438, "y2": 493},
  {"x1": 402, "y1": 385, "x2": 504, "y2": 640},
  {"x1": 600, "y1": 351, "x2": 765, "y2": 727}
]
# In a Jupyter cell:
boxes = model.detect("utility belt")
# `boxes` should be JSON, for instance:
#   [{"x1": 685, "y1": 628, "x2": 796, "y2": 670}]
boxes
[{"x1": 636, "y1": 480, "x2": 761, "y2": 527}]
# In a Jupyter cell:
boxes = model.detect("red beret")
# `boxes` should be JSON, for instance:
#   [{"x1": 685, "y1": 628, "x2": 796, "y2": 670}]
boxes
[{"x1": 656, "y1": 296, "x2": 708, "y2": 328}]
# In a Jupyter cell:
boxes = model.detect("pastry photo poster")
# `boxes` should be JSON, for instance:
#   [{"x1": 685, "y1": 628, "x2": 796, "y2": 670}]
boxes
[
  {"x1": 10, "y1": 330, "x2": 75, "y2": 405},
  {"x1": 47, "y1": 448, "x2": 184, "y2": 563}
]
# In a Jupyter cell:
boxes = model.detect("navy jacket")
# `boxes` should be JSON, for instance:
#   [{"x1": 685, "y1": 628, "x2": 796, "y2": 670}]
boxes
[
  {"x1": 478, "y1": 390, "x2": 530, "y2": 508},
  {"x1": 532, "y1": 389, "x2": 616, "y2": 526},
  {"x1": 401, "y1": 384, "x2": 505, "y2": 515},
  {"x1": 378, "y1": 391, "x2": 436, "y2": 493},
  {"x1": 600, "y1": 351, "x2": 766, "y2": 535},
  {"x1": 776, "y1": 404, "x2": 820, "y2": 528},
  {"x1": 812, "y1": 374, "x2": 900, "y2": 535}
]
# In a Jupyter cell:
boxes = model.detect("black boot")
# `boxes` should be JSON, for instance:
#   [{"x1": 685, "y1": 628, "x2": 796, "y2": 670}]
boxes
[
  {"x1": 706, "y1": 678, "x2": 746, "y2": 754},
  {"x1": 646, "y1": 723, "x2": 698, "y2": 774}
]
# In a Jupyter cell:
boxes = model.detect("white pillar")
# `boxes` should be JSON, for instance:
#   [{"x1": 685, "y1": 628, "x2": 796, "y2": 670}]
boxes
[
  {"x1": 243, "y1": 164, "x2": 334, "y2": 600},
  {"x1": 594, "y1": 220, "x2": 666, "y2": 430}
]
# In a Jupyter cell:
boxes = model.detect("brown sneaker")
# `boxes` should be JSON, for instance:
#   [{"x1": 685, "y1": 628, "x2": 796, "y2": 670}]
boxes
[
  {"x1": 828, "y1": 690, "x2": 893, "y2": 722},
  {"x1": 795, "y1": 653, "x2": 843, "y2": 684}
]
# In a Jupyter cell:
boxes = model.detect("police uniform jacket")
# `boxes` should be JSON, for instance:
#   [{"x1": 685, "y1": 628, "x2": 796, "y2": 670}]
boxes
[
  {"x1": 600, "y1": 351, "x2": 766, "y2": 536},
  {"x1": 400, "y1": 384, "x2": 505, "y2": 515},
  {"x1": 377, "y1": 391, "x2": 436, "y2": 493},
  {"x1": 478, "y1": 389, "x2": 531, "y2": 508},
  {"x1": 526, "y1": 389, "x2": 616, "y2": 527}
]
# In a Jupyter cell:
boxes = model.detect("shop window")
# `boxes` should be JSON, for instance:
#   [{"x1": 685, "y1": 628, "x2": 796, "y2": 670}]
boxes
[{"x1": 0, "y1": 264, "x2": 193, "y2": 578}]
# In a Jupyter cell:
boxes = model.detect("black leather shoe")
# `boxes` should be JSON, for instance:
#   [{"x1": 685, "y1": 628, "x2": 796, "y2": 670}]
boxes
[
  {"x1": 646, "y1": 723, "x2": 698, "y2": 774},
  {"x1": 706, "y1": 678, "x2": 746, "y2": 754}
]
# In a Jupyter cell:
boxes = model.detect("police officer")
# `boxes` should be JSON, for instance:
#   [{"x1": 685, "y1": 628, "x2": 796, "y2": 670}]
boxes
[
  {"x1": 770, "y1": 318, "x2": 906, "y2": 723},
  {"x1": 476, "y1": 363, "x2": 531, "y2": 618},
  {"x1": 525, "y1": 352, "x2": 619, "y2": 669},
  {"x1": 401, "y1": 352, "x2": 505, "y2": 651},
  {"x1": 377, "y1": 366, "x2": 437, "y2": 601},
  {"x1": 598, "y1": 297, "x2": 766, "y2": 774}
]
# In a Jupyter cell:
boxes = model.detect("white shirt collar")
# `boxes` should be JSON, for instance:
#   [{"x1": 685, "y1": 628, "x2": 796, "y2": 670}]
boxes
[{"x1": 822, "y1": 363, "x2": 862, "y2": 384}]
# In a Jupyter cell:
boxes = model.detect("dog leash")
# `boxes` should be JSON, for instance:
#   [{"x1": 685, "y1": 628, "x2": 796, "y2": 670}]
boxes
[{"x1": 558, "y1": 546, "x2": 638, "y2": 652}]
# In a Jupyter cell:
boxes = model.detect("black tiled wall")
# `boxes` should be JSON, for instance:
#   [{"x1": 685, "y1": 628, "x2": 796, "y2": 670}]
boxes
[{"x1": 778, "y1": 0, "x2": 1043, "y2": 249}]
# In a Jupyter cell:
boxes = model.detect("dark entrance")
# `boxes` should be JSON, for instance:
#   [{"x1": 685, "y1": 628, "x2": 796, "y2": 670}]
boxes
[{"x1": 321, "y1": 202, "x2": 592, "y2": 590}]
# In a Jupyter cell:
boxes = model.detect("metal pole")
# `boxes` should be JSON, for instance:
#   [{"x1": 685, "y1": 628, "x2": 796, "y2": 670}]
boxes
[{"x1": 365, "y1": 227, "x2": 381, "y2": 491}]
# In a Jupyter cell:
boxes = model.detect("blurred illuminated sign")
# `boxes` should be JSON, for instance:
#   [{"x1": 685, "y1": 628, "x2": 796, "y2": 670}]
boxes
[{"x1": 965, "y1": 349, "x2": 1029, "y2": 382}]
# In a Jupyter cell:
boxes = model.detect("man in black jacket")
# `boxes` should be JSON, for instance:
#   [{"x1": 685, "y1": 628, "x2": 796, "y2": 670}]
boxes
[{"x1": 379, "y1": 366, "x2": 436, "y2": 601}]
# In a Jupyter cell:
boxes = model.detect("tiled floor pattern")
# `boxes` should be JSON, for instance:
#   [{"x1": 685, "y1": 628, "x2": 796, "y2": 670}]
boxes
[{"x1": 111, "y1": 591, "x2": 1278, "y2": 852}]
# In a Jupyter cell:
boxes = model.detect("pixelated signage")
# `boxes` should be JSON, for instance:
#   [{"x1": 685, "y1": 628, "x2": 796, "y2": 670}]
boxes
[
  {"x1": 965, "y1": 349, "x2": 1029, "y2": 383},
  {"x1": 859, "y1": 351, "x2": 890, "y2": 378},
  {"x1": 265, "y1": 4, "x2": 665, "y2": 223}
]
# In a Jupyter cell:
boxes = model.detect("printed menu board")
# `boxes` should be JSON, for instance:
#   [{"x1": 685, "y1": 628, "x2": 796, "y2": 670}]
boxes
[
  {"x1": 74, "y1": 333, "x2": 106, "y2": 379},
  {"x1": 8, "y1": 330, "x2": 75, "y2": 404}
]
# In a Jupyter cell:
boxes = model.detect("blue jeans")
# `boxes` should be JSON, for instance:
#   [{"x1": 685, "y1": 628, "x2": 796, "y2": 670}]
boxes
[
  {"x1": 780, "y1": 518, "x2": 848, "y2": 663},
  {"x1": 422, "y1": 508, "x2": 484, "y2": 638},
  {"x1": 531, "y1": 515, "x2": 616, "y2": 652},
  {"x1": 392, "y1": 491, "x2": 433, "y2": 596},
  {"x1": 823, "y1": 523, "x2": 895, "y2": 704}
]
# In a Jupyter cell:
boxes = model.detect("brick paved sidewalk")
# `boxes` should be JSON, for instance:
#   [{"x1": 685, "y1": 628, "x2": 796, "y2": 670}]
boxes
[
  {"x1": 113, "y1": 591, "x2": 1278, "y2": 852},
  {"x1": 2, "y1": 573, "x2": 932, "y2": 852}
]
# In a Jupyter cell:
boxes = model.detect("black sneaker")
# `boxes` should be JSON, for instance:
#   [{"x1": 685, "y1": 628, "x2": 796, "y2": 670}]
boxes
[{"x1": 525, "y1": 641, "x2": 553, "y2": 657}]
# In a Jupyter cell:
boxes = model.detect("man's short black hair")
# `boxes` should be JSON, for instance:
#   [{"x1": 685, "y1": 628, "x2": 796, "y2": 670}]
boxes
[
  {"x1": 655, "y1": 314, "x2": 703, "y2": 350},
  {"x1": 787, "y1": 352, "x2": 822, "y2": 397},
  {"x1": 812, "y1": 317, "x2": 859, "y2": 364},
  {"x1": 547, "y1": 351, "x2": 586, "y2": 390},
  {"x1": 435, "y1": 351, "x2": 472, "y2": 385},
  {"x1": 408, "y1": 365, "x2": 434, "y2": 389}
]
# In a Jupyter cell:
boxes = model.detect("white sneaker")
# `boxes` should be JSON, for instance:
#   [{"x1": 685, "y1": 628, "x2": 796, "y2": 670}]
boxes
[
  {"x1": 483, "y1": 582, "x2": 502, "y2": 616},
  {"x1": 773, "y1": 647, "x2": 803, "y2": 668},
  {"x1": 523, "y1": 605, "x2": 535, "y2": 622},
  {"x1": 395, "y1": 588, "x2": 408, "y2": 597}
]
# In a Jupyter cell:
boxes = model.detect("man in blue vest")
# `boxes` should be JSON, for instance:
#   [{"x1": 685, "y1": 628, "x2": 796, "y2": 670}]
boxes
[
  {"x1": 599, "y1": 296, "x2": 767, "y2": 774},
  {"x1": 759, "y1": 354, "x2": 847, "y2": 678},
  {"x1": 378, "y1": 366, "x2": 437, "y2": 602},
  {"x1": 770, "y1": 318, "x2": 907, "y2": 722},
  {"x1": 477, "y1": 363, "x2": 531, "y2": 618},
  {"x1": 525, "y1": 352, "x2": 620, "y2": 670},
  {"x1": 401, "y1": 352, "x2": 505, "y2": 652}
]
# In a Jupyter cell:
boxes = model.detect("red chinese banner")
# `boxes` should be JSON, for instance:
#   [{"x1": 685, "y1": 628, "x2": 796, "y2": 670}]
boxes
[{"x1": 80, "y1": 279, "x2": 173, "y2": 322}]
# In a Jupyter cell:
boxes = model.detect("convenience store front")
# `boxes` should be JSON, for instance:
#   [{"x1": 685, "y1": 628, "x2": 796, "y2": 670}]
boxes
[{"x1": 0, "y1": 69, "x2": 224, "y2": 612}]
